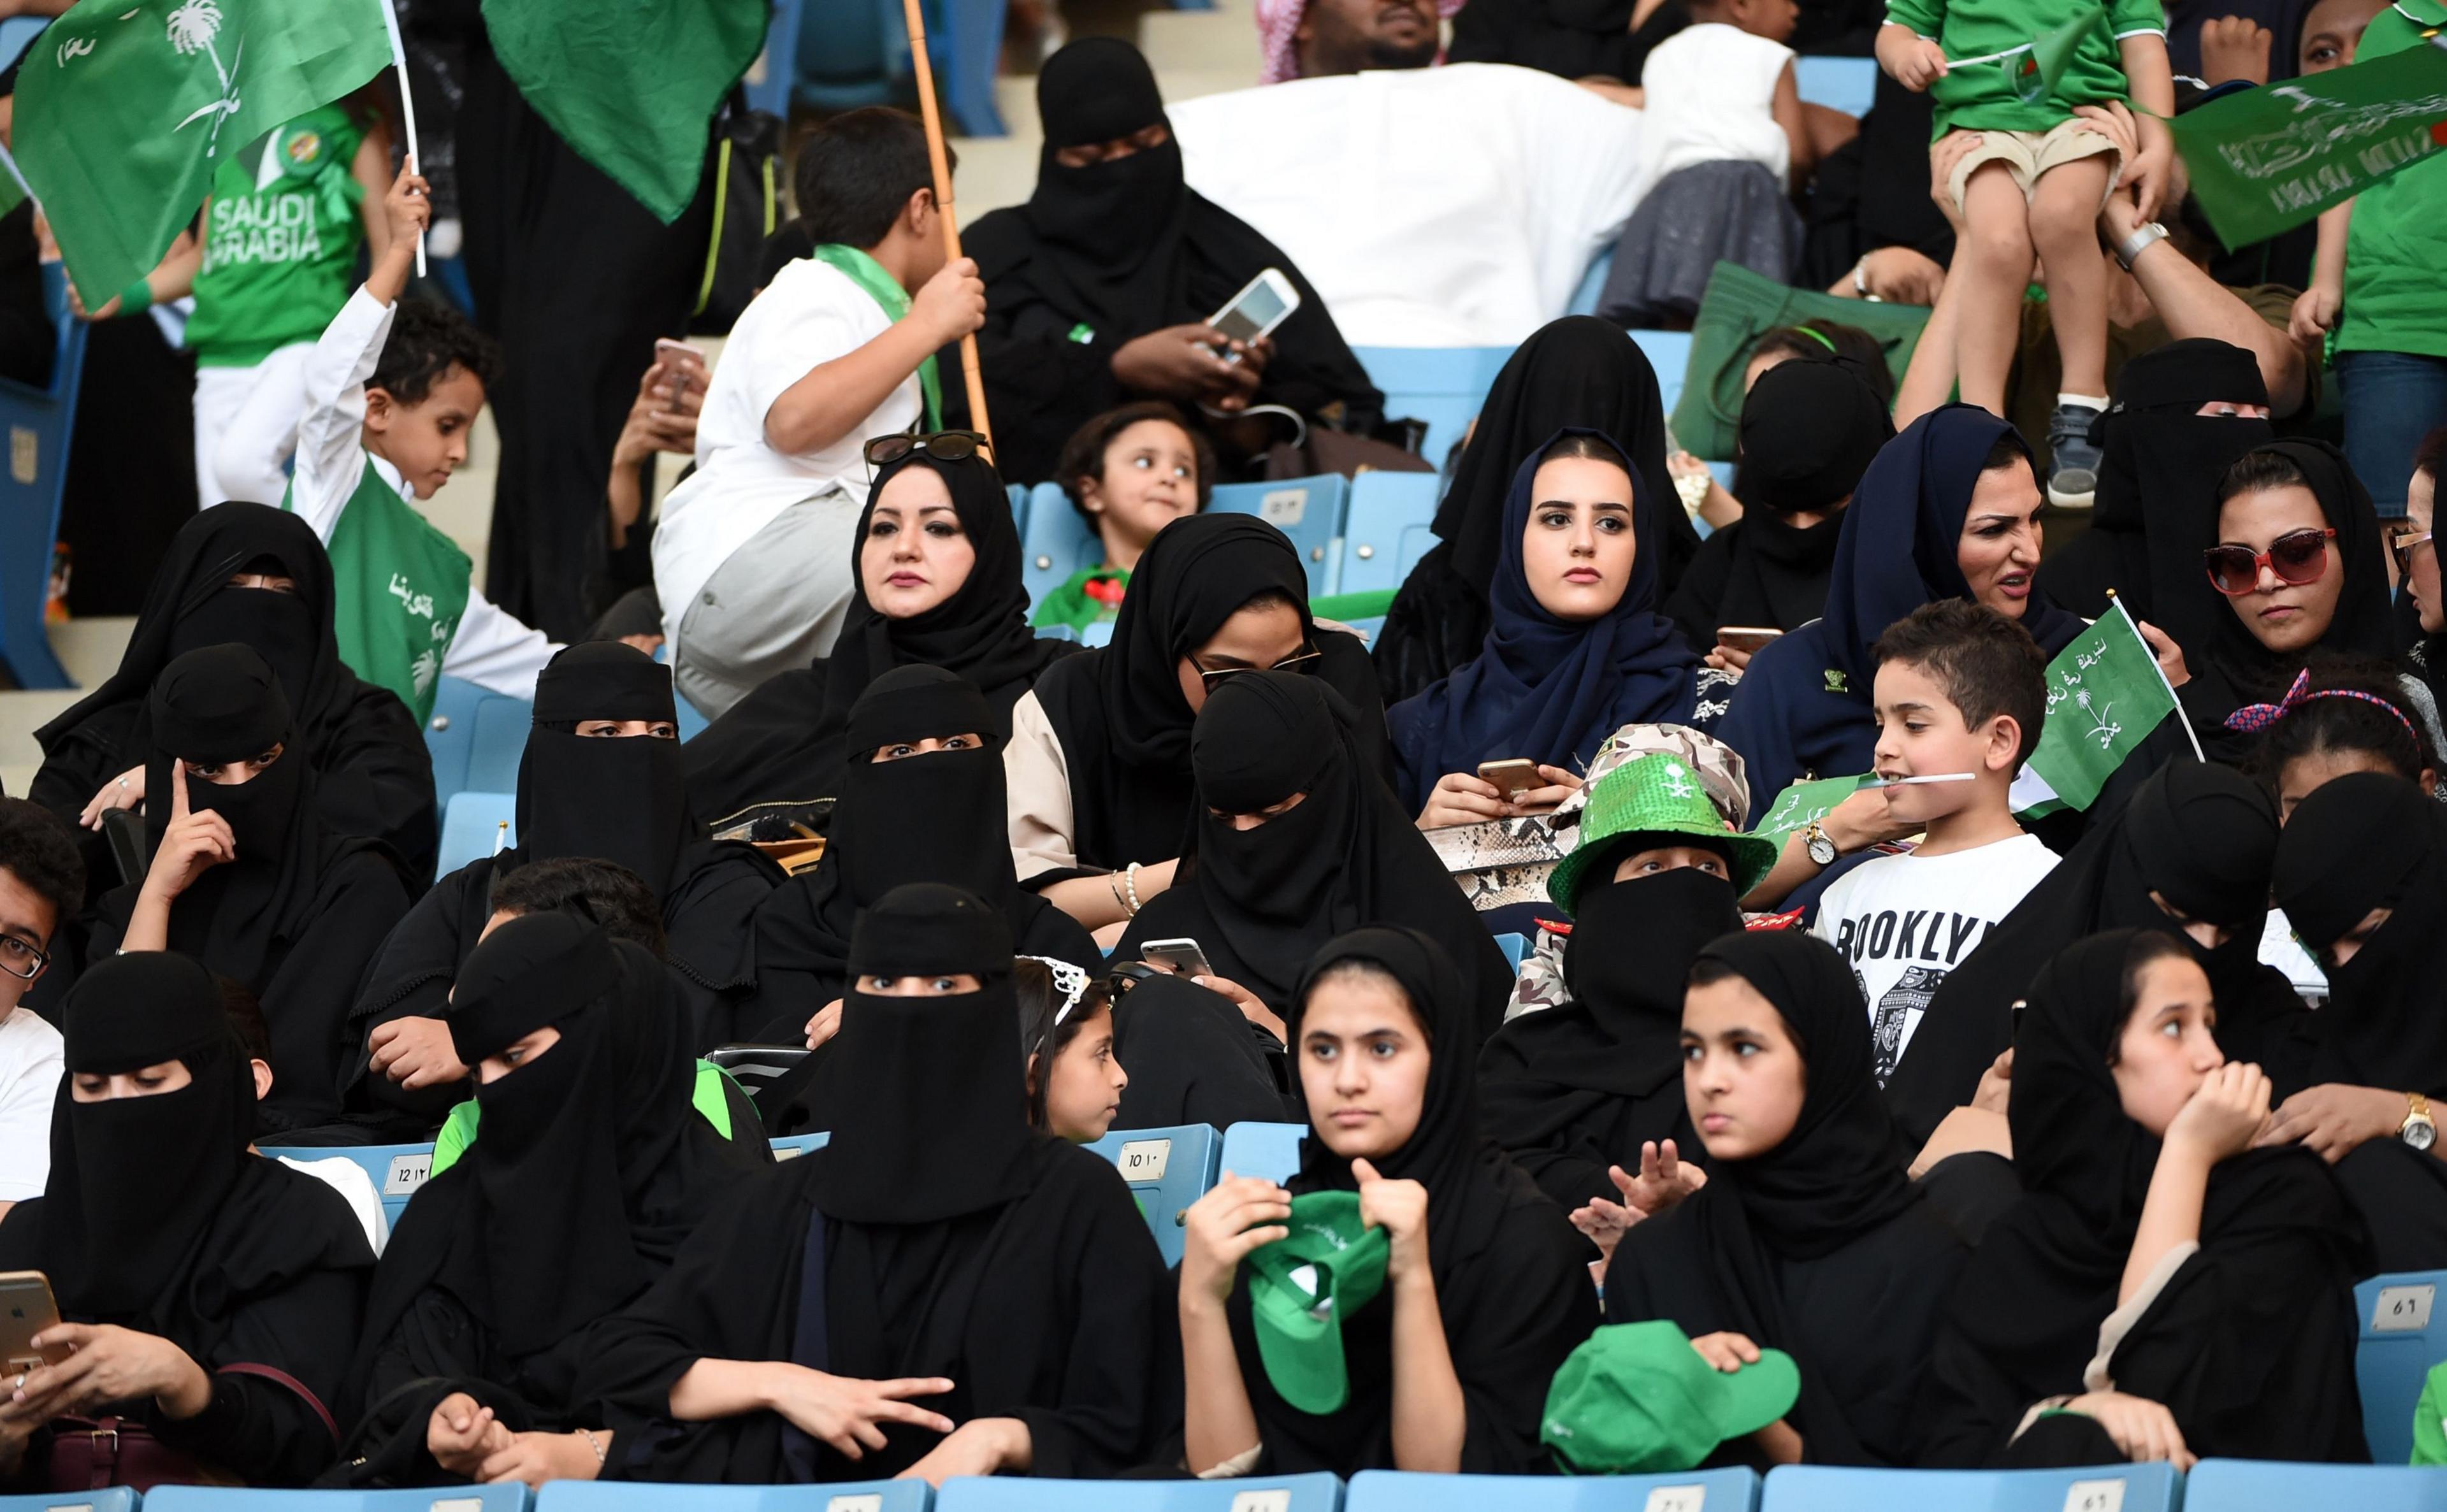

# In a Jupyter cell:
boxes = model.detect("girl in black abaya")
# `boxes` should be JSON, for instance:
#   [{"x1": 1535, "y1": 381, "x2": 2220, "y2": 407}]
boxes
[
  {"x1": 29, "y1": 501, "x2": 437, "y2": 879},
  {"x1": 87, "y1": 646, "x2": 411, "y2": 1137},
  {"x1": 956, "y1": 38, "x2": 1382, "y2": 485},
  {"x1": 1921, "y1": 929, "x2": 2370, "y2": 1469},
  {"x1": 2267, "y1": 771, "x2": 2447, "y2": 1271},
  {"x1": 1010, "y1": 511, "x2": 1390, "y2": 932},
  {"x1": 1178, "y1": 928, "x2": 1597, "y2": 1476},
  {"x1": 349, "y1": 642, "x2": 780, "y2": 1132},
  {"x1": 1115, "y1": 671, "x2": 1512, "y2": 1040},
  {"x1": 1608, "y1": 931, "x2": 1971, "y2": 1467},
  {"x1": 1376, "y1": 317, "x2": 1699, "y2": 703},
  {"x1": 0, "y1": 953, "x2": 375, "y2": 1488},
  {"x1": 343, "y1": 914, "x2": 762, "y2": 1488},
  {"x1": 579, "y1": 884, "x2": 1176, "y2": 1483},
  {"x1": 681, "y1": 445, "x2": 1076, "y2": 832}
]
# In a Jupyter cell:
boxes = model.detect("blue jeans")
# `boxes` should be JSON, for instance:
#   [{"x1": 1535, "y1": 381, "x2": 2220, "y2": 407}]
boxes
[{"x1": 2336, "y1": 349, "x2": 2447, "y2": 519}]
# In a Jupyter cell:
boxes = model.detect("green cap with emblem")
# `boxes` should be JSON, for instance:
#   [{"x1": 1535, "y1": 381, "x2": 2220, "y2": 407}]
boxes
[
  {"x1": 1541, "y1": 1320, "x2": 1801, "y2": 1474},
  {"x1": 1242, "y1": 1190, "x2": 1390, "y2": 1414},
  {"x1": 1547, "y1": 753, "x2": 1780, "y2": 915}
]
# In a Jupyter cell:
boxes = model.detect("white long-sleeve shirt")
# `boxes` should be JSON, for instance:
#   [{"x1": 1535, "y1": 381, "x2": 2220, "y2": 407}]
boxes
[{"x1": 289, "y1": 287, "x2": 558, "y2": 702}]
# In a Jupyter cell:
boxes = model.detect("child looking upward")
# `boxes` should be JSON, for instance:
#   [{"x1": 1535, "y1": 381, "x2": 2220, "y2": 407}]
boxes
[{"x1": 1877, "y1": 0, "x2": 2175, "y2": 510}]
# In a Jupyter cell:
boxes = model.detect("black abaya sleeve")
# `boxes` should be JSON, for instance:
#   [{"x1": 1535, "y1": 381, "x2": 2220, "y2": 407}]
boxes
[
  {"x1": 1663, "y1": 527, "x2": 1739, "y2": 658},
  {"x1": 343, "y1": 861, "x2": 494, "y2": 1127},
  {"x1": 258, "y1": 852, "x2": 415, "y2": 1135},
  {"x1": 149, "y1": 1266, "x2": 366, "y2": 1486},
  {"x1": 312, "y1": 684, "x2": 440, "y2": 879},
  {"x1": 1444, "y1": 1201, "x2": 1602, "y2": 1473},
  {"x1": 27, "y1": 703, "x2": 139, "y2": 886},
  {"x1": 661, "y1": 842, "x2": 788, "y2": 1052},
  {"x1": 1109, "y1": 974, "x2": 1294, "y2": 1134}
]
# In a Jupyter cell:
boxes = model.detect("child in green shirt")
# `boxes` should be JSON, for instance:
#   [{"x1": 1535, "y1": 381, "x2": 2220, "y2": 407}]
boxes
[
  {"x1": 1030, "y1": 400, "x2": 1212, "y2": 633},
  {"x1": 1877, "y1": 0, "x2": 2175, "y2": 509}
]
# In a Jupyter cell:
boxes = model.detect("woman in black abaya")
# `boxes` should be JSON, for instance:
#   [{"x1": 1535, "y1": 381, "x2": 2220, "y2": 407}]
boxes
[
  {"x1": 956, "y1": 38, "x2": 1382, "y2": 484},
  {"x1": 1921, "y1": 929, "x2": 2369, "y2": 1469},
  {"x1": 1608, "y1": 930, "x2": 1972, "y2": 1467},
  {"x1": 2267, "y1": 771, "x2": 2447, "y2": 1271},
  {"x1": 0, "y1": 953, "x2": 374, "y2": 1488},
  {"x1": 580, "y1": 884, "x2": 1176, "y2": 1483},
  {"x1": 86, "y1": 646, "x2": 411, "y2": 1138},
  {"x1": 348, "y1": 642, "x2": 779, "y2": 1134},
  {"x1": 1886, "y1": 760, "x2": 2311, "y2": 1146},
  {"x1": 343, "y1": 913, "x2": 762, "y2": 1487},
  {"x1": 681, "y1": 447, "x2": 1076, "y2": 832},
  {"x1": 1178, "y1": 928, "x2": 1597, "y2": 1476},
  {"x1": 1115, "y1": 671, "x2": 1511, "y2": 1041},
  {"x1": 1376, "y1": 317, "x2": 1698, "y2": 703},
  {"x1": 1011, "y1": 512, "x2": 1390, "y2": 932},
  {"x1": 30, "y1": 501, "x2": 436, "y2": 880}
]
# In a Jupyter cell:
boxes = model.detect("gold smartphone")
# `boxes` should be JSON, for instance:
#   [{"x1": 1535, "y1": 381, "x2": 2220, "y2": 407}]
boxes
[
  {"x1": 1715, "y1": 626, "x2": 1784, "y2": 654},
  {"x1": 1476, "y1": 758, "x2": 1542, "y2": 798},
  {"x1": 0, "y1": 1271, "x2": 68, "y2": 1374}
]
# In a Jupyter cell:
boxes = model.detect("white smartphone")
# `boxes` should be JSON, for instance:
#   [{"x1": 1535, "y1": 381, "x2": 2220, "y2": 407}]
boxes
[
  {"x1": 1140, "y1": 937, "x2": 1215, "y2": 980},
  {"x1": 1208, "y1": 268, "x2": 1302, "y2": 360}
]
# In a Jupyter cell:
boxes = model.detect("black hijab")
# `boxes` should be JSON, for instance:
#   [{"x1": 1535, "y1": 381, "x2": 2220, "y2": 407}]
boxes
[
  {"x1": 2274, "y1": 770, "x2": 2447, "y2": 1093},
  {"x1": 0, "y1": 952, "x2": 371, "y2": 1349},
  {"x1": 749, "y1": 666, "x2": 1101, "y2": 1040},
  {"x1": 806, "y1": 883, "x2": 1036, "y2": 1224},
  {"x1": 1228, "y1": 927, "x2": 1596, "y2": 1475},
  {"x1": 1476, "y1": 867, "x2": 1742, "y2": 1209},
  {"x1": 1031, "y1": 510, "x2": 1387, "y2": 870},
  {"x1": 1122, "y1": 671, "x2": 1512, "y2": 1031},
  {"x1": 1379, "y1": 317, "x2": 1698, "y2": 702},
  {"x1": 1889, "y1": 760, "x2": 2292, "y2": 1143},
  {"x1": 2037, "y1": 340, "x2": 2274, "y2": 623},
  {"x1": 681, "y1": 448, "x2": 1071, "y2": 827},
  {"x1": 519, "y1": 641, "x2": 696, "y2": 891}
]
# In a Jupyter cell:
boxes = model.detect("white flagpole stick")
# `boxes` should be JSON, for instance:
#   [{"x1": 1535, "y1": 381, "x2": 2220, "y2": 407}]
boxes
[
  {"x1": 377, "y1": 0, "x2": 426, "y2": 277},
  {"x1": 2112, "y1": 589, "x2": 2204, "y2": 762},
  {"x1": 0, "y1": 140, "x2": 37, "y2": 213}
]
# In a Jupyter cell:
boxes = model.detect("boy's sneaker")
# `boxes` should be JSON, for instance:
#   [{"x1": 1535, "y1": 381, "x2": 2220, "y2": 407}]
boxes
[{"x1": 2046, "y1": 403, "x2": 2105, "y2": 510}]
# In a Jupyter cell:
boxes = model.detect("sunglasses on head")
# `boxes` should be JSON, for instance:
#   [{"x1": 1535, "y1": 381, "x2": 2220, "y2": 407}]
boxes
[
  {"x1": 2203, "y1": 526, "x2": 2336, "y2": 596},
  {"x1": 863, "y1": 429, "x2": 990, "y2": 472},
  {"x1": 2390, "y1": 526, "x2": 2436, "y2": 579}
]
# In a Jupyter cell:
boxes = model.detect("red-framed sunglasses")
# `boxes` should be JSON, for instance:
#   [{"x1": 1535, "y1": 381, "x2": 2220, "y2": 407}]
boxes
[{"x1": 2204, "y1": 527, "x2": 2336, "y2": 596}]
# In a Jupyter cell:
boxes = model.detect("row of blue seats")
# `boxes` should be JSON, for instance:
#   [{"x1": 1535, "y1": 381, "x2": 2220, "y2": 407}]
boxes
[{"x1": 41, "y1": 1457, "x2": 2447, "y2": 1512}]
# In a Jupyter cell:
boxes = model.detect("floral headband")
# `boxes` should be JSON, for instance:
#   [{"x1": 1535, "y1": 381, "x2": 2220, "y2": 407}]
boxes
[
  {"x1": 2222, "y1": 667, "x2": 2421, "y2": 747},
  {"x1": 1021, "y1": 955, "x2": 1092, "y2": 1026}
]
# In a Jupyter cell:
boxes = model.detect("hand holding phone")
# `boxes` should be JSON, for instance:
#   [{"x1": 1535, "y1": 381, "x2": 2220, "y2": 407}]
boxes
[
  {"x1": 1139, "y1": 938, "x2": 1214, "y2": 980},
  {"x1": 0, "y1": 1272, "x2": 68, "y2": 1375},
  {"x1": 1715, "y1": 626, "x2": 1783, "y2": 655},
  {"x1": 1476, "y1": 759, "x2": 1542, "y2": 800},
  {"x1": 651, "y1": 338, "x2": 706, "y2": 412}
]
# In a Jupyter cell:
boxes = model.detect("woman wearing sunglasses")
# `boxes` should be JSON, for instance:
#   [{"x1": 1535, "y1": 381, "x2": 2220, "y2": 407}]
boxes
[{"x1": 682, "y1": 434, "x2": 1081, "y2": 832}]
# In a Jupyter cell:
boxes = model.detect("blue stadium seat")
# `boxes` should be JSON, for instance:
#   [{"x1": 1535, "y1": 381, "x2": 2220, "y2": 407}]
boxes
[
  {"x1": 793, "y1": 0, "x2": 1006, "y2": 134},
  {"x1": 1795, "y1": 55, "x2": 1879, "y2": 119},
  {"x1": 740, "y1": 0, "x2": 804, "y2": 117},
  {"x1": 1220, "y1": 1120, "x2": 1308, "y2": 1184},
  {"x1": 2185, "y1": 1460, "x2": 2447, "y2": 1511},
  {"x1": 1085, "y1": 1123, "x2": 1223, "y2": 1265},
  {"x1": 2358, "y1": 1269, "x2": 2447, "y2": 1464},
  {"x1": 1355, "y1": 346, "x2": 1515, "y2": 466},
  {"x1": 1081, "y1": 620, "x2": 1115, "y2": 648},
  {"x1": 1760, "y1": 1463, "x2": 2181, "y2": 1512},
  {"x1": 424, "y1": 675, "x2": 531, "y2": 807},
  {"x1": 259, "y1": 1142, "x2": 437, "y2": 1228},
  {"x1": 1210, "y1": 475, "x2": 1350, "y2": 597},
  {"x1": 1495, "y1": 932, "x2": 1531, "y2": 972},
  {"x1": 772, "y1": 1131, "x2": 834, "y2": 1160},
  {"x1": 150, "y1": 1490, "x2": 530, "y2": 1512},
  {"x1": 0, "y1": 262, "x2": 88, "y2": 691},
  {"x1": 939, "y1": 1472, "x2": 1341, "y2": 1512},
  {"x1": 1336, "y1": 471, "x2": 1441, "y2": 598},
  {"x1": 1629, "y1": 330, "x2": 1694, "y2": 418},
  {"x1": 538, "y1": 1479, "x2": 923, "y2": 1511},
  {"x1": 1568, "y1": 248, "x2": 1615, "y2": 318},
  {"x1": 1350, "y1": 1467, "x2": 1758, "y2": 1512},
  {"x1": 435, "y1": 789, "x2": 517, "y2": 881},
  {"x1": 1023, "y1": 482, "x2": 1102, "y2": 612},
  {"x1": 1006, "y1": 480, "x2": 1034, "y2": 539},
  {"x1": 1, "y1": 1490, "x2": 137, "y2": 1512}
]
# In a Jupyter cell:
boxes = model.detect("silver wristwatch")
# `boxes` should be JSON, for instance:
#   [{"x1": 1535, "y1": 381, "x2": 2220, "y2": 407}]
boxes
[
  {"x1": 2112, "y1": 221, "x2": 2169, "y2": 271},
  {"x1": 1803, "y1": 819, "x2": 1838, "y2": 867}
]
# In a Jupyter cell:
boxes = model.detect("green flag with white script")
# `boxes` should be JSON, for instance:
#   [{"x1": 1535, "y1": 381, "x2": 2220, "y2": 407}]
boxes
[
  {"x1": 9, "y1": 0, "x2": 393, "y2": 308},
  {"x1": 2013, "y1": 598, "x2": 2188, "y2": 819},
  {"x1": 1749, "y1": 772, "x2": 1873, "y2": 851}
]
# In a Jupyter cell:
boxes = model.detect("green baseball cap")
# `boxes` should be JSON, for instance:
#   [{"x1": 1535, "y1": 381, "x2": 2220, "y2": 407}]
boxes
[
  {"x1": 1243, "y1": 1190, "x2": 1390, "y2": 1415},
  {"x1": 1548, "y1": 754, "x2": 1780, "y2": 915},
  {"x1": 1541, "y1": 1320, "x2": 1801, "y2": 1474}
]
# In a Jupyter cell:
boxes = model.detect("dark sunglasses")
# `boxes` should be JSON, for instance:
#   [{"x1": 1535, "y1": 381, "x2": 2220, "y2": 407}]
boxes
[
  {"x1": 2204, "y1": 527, "x2": 2336, "y2": 596},
  {"x1": 863, "y1": 429, "x2": 989, "y2": 472},
  {"x1": 2390, "y1": 527, "x2": 2436, "y2": 579},
  {"x1": 1191, "y1": 645, "x2": 1324, "y2": 691}
]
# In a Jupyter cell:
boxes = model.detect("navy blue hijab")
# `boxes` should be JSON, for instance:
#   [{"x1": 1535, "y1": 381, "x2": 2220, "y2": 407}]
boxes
[
  {"x1": 1387, "y1": 428, "x2": 1701, "y2": 809},
  {"x1": 1714, "y1": 405, "x2": 2084, "y2": 816}
]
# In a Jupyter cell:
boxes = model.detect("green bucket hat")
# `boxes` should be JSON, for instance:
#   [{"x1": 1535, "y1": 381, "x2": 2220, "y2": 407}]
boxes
[
  {"x1": 1243, "y1": 1190, "x2": 1390, "y2": 1415},
  {"x1": 1541, "y1": 1320, "x2": 1801, "y2": 1474},
  {"x1": 1547, "y1": 754, "x2": 1780, "y2": 915}
]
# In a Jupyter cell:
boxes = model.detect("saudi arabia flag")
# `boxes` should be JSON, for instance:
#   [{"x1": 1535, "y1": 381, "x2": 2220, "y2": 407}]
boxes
[
  {"x1": 2011, "y1": 596, "x2": 2193, "y2": 819},
  {"x1": 6, "y1": 0, "x2": 394, "y2": 308}
]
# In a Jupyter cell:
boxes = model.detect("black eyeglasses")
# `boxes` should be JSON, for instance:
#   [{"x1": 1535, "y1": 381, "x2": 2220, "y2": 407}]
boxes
[
  {"x1": 0, "y1": 933, "x2": 48, "y2": 982},
  {"x1": 863, "y1": 429, "x2": 990, "y2": 472},
  {"x1": 1190, "y1": 645, "x2": 1324, "y2": 691}
]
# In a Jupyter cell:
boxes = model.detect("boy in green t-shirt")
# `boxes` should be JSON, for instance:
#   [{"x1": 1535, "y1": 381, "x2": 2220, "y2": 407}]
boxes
[{"x1": 1877, "y1": 0, "x2": 2175, "y2": 510}]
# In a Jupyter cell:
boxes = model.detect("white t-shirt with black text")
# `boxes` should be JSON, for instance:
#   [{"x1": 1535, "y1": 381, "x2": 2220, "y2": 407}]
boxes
[{"x1": 1812, "y1": 833, "x2": 2060, "y2": 1083}]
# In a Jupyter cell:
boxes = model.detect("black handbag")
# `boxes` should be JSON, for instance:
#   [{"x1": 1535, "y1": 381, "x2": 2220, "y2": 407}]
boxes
[{"x1": 688, "y1": 89, "x2": 784, "y2": 336}]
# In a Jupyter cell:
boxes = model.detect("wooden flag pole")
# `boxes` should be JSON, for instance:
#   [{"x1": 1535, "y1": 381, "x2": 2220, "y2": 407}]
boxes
[{"x1": 899, "y1": 0, "x2": 993, "y2": 454}]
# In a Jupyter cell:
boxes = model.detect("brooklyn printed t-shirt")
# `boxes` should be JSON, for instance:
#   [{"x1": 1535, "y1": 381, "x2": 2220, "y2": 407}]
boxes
[{"x1": 1812, "y1": 832, "x2": 2060, "y2": 1083}]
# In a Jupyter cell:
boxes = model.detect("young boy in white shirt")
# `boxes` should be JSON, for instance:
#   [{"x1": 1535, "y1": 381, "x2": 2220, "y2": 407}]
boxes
[
  {"x1": 652, "y1": 106, "x2": 986, "y2": 718},
  {"x1": 286, "y1": 161, "x2": 558, "y2": 720},
  {"x1": 1814, "y1": 599, "x2": 2058, "y2": 1084},
  {"x1": 0, "y1": 799, "x2": 83, "y2": 1219}
]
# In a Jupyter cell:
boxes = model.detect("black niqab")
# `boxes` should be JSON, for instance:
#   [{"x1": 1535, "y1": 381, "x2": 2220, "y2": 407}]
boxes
[{"x1": 519, "y1": 641, "x2": 696, "y2": 891}]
